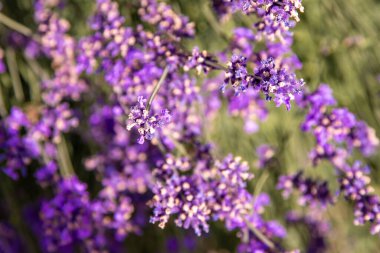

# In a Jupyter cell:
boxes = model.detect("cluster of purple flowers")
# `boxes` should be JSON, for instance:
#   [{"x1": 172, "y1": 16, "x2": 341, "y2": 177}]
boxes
[
  {"x1": 222, "y1": 55, "x2": 304, "y2": 109},
  {"x1": 211, "y1": 0, "x2": 305, "y2": 111},
  {"x1": 139, "y1": 0, "x2": 195, "y2": 38},
  {"x1": 211, "y1": 0, "x2": 304, "y2": 41},
  {"x1": 40, "y1": 177, "x2": 102, "y2": 252},
  {"x1": 150, "y1": 154, "x2": 299, "y2": 252},
  {"x1": 0, "y1": 108, "x2": 39, "y2": 180},
  {"x1": 35, "y1": 0, "x2": 87, "y2": 105},
  {"x1": 277, "y1": 171, "x2": 334, "y2": 207},
  {"x1": 274, "y1": 83, "x2": 380, "y2": 236},
  {"x1": 183, "y1": 47, "x2": 216, "y2": 75},
  {"x1": 150, "y1": 154, "x2": 253, "y2": 236},
  {"x1": 298, "y1": 84, "x2": 379, "y2": 167},
  {"x1": 339, "y1": 162, "x2": 380, "y2": 235}
]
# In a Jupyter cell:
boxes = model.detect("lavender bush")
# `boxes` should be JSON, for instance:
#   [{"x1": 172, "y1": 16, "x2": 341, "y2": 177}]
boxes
[{"x1": 0, "y1": 0, "x2": 379, "y2": 252}]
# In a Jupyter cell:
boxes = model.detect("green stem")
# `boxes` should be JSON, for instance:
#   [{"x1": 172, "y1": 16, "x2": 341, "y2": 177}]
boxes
[
  {"x1": 0, "y1": 12, "x2": 40, "y2": 42},
  {"x1": 253, "y1": 171, "x2": 270, "y2": 199},
  {"x1": 57, "y1": 136, "x2": 75, "y2": 178},
  {"x1": 0, "y1": 81, "x2": 7, "y2": 117},
  {"x1": 242, "y1": 171, "x2": 279, "y2": 251},
  {"x1": 147, "y1": 66, "x2": 169, "y2": 111},
  {"x1": 243, "y1": 217, "x2": 279, "y2": 252},
  {"x1": 5, "y1": 48, "x2": 24, "y2": 102},
  {"x1": 201, "y1": 5, "x2": 230, "y2": 42},
  {"x1": 204, "y1": 59, "x2": 228, "y2": 71}
]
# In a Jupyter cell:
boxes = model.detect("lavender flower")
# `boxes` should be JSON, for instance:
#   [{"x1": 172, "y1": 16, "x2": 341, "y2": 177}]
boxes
[
  {"x1": 339, "y1": 161, "x2": 380, "y2": 235},
  {"x1": 78, "y1": 0, "x2": 136, "y2": 74},
  {"x1": 150, "y1": 154, "x2": 254, "y2": 236},
  {"x1": 301, "y1": 84, "x2": 379, "y2": 166},
  {"x1": 127, "y1": 96, "x2": 171, "y2": 144},
  {"x1": 86, "y1": 104, "x2": 153, "y2": 195},
  {"x1": 7, "y1": 32, "x2": 42, "y2": 59},
  {"x1": 222, "y1": 55, "x2": 304, "y2": 109},
  {"x1": 138, "y1": 0, "x2": 195, "y2": 39},
  {"x1": 150, "y1": 155, "x2": 211, "y2": 236},
  {"x1": 35, "y1": 160, "x2": 59, "y2": 187},
  {"x1": 237, "y1": 0, "x2": 304, "y2": 40},
  {"x1": 35, "y1": 0, "x2": 87, "y2": 106},
  {"x1": 31, "y1": 103, "x2": 78, "y2": 143},
  {"x1": 0, "y1": 108, "x2": 39, "y2": 180},
  {"x1": 228, "y1": 89, "x2": 268, "y2": 133},
  {"x1": 204, "y1": 155, "x2": 254, "y2": 230},
  {"x1": 253, "y1": 57, "x2": 304, "y2": 109},
  {"x1": 211, "y1": 0, "x2": 304, "y2": 41},
  {"x1": 222, "y1": 54, "x2": 250, "y2": 95},
  {"x1": 92, "y1": 194, "x2": 136, "y2": 241},
  {"x1": 40, "y1": 177, "x2": 105, "y2": 252},
  {"x1": 277, "y1": 171, "x2": 334, "y2": 207},
  {"x1": 255, "y1": 144, "x2": 275, "y2": 169},
  {"x1": 211, "y1": 0, "x2": 234, "y2": 20},
  {"x1": 184, "y1": 47, "x2": 216, "y2": 75},
  {"x1": 230, "y1": 27, "x2": 256, "y2": 59}
]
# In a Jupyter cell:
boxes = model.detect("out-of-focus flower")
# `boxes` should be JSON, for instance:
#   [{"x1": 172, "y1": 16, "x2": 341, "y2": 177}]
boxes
[
  {"x1": 40, "y1": 176, "x2": 105, "y2": 252},
  {"x1": 339, "y1": 161, "x2": 380, "y2": 235},
  {"x1": 0, "y1": 108, "x2": 39, "y2": 180},
  {"x1": 278, "y1": 171, "x2": 334, "y2": 207},
  {"x1": 256, "y1": 144, "x2": 275, "y2": 169},
  {"x1": 300, "y1": 84, "x2": 379, "y2": 167},
  {"x1": 184, "y1": 47, "x2": 216, "y2": 75},
  {"x1": 138, "y1": 0, "x2": 195, "y2": 39}
]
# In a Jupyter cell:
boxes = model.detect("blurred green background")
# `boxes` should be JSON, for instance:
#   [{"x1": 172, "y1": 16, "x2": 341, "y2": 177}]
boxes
[{"x1": 1, "y1": 0, "x2": 380, "y2": 252}]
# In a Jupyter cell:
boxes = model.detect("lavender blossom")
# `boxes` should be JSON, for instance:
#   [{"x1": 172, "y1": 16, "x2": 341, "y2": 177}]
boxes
[
  {"x1": 211, "y1": 0, "x2": 234, "y2": 20},
  {"x1": 150, "y1": 155, "x2": 211, "y2": 236},
  {"x1": 31, "y1": 103, "x2": 78, "y2": 143},
  {"x1": 301, "y1": 84, "x2": 379, "y2": 166},
  {"x1": 150, "y1": 154, "x2": 254, "y2": 236},
  {"x1": 92, "y1": 194, "x2": 136, "y2": 241},
  {"x1": 35, "y1": 0, "x2": 87, "y2": 106},
  {"x1": 339, "y1": 161, "x2": 380, "y2": 235},
  {"x1": 222, "y1": 55, "x2": 304, "y2": 109},
  {"x1": 228, "y1": 89, "x2": 268, "y2": 133},
  {"x1": 138, "y1": 0, "x2": 195, "y2": 39},
  {"x1": 0, "y1": 108, "x2": 39, "y2": 180},
  {"x1": 211, "y1": 0, "x2": 304, "y2": 41},
  {"x1": 277, "y1": 171, "x2": 334, "y2": 207},
  {"x1": 40, "y1": 177, "x2": 105, "y2": 252},
  {"x1": 127, "y1": 96, "x2": 171, "y2": 144},
  {"x1": 234, "y1": 0, "x2": 304, "y2": 41},
  {"x1": 222, "y1": 54, "x2": 250, "y2": 95},
  {"x1": 184, "y1": 47, "x2": 216, "y2": 75},
  {"x1": 255, "y1": 144, "x2": 275, "y2": 169}
]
